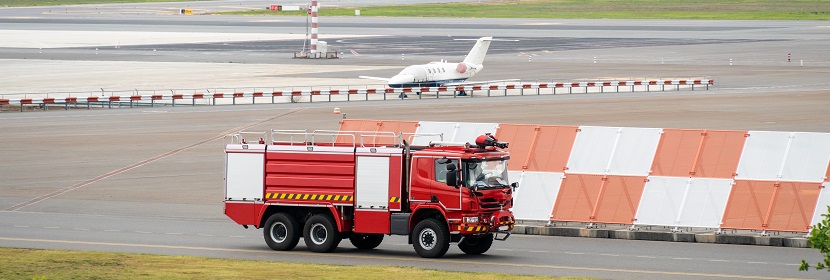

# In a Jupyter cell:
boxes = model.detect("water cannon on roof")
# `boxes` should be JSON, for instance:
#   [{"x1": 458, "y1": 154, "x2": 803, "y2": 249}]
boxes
[{"x1": 475, "y1": 133, "x2": 508, "y2": 149}]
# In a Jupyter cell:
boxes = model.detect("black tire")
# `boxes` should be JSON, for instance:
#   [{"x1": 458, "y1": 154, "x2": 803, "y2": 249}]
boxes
[
  {"x1": 303, "y1": 214, "x2": 342, "y2": 253},
  {"x1": 349, "y1": 234, "x2": 384, "y2": 249},
  {"x1": 412, "y1": 218, "x2": 450, "y2": 258},
  {"x1": 458, "y1": 233, "x2": 494, "y2": 255},
  {"x1": 263, "y1": 213, "x2": 300, "y2": 251}
]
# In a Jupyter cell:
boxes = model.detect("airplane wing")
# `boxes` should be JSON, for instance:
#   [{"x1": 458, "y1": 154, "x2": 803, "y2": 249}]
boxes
[
  {"x1": 444, "y1": 79, "x2": 520, "y2": 86},
  {"x1": 359, "y1": 76, "x2": 391, "y2": 82}
]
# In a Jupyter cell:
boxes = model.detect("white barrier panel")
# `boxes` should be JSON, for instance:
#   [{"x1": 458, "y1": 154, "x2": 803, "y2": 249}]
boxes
[
  {"x1": 511, "y1": 171, "x2": 564, "y2": 221},
  {"x1": 634, "y1": 176, "x2": 733, "y2": 228},
  {"x1": 412, "y1": 121, "x2": 499, "y2": 146},
  {"x1": 811, "y1": 182, "x2": 830, "y2": 227},
  {"x1": 736, "y1": 131, "x2": 830, "y2": 182},
  {"x1": 566, "y1": 126, "x2": 662, "y2": 176}
]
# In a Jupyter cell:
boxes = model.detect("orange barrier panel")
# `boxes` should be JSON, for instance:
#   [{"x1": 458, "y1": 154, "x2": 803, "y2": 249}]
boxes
[
  {"x1": 336, "y1": 119, "x2": 419, "y2": 146},
  {"x1": 721, "y1": 180, "x2": 822, "y2": 232},
  {"x1": 650, "y1": 129, "x2": 747, "y2": 178},
  {"x1": 495, "y1": 124, "x2": 578, "y2": 172},
  {"x1": 826, "y1": 163, "x2": 830, "y2": 182},
  {"x1": 551, "y1": 174, "x2": 647, "y2": 224}
]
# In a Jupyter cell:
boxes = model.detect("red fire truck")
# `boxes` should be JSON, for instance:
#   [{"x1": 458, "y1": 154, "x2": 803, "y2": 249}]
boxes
[{"x1": 223, "y1": 130, "x2": 516, "y2": 258}]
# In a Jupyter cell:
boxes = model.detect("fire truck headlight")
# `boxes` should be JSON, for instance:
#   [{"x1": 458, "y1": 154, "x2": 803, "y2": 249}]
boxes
[{"x1": 463, "y1": 216, "x2": 479, "y2": 224}]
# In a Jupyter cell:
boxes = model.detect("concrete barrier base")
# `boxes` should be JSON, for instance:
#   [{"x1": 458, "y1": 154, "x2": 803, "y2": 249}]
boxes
[{"x1": 510, "y1": 224, "x2": 809, "y2": 248}]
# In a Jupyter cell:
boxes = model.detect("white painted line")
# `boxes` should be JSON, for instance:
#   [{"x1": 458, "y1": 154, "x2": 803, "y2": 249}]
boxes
[
  {"x1": 229, "y1": 235, "x2": 246, "y2": 238},
  {"x1": 43, "y1": 226, "x2": 59, "y2": 229},
  {"x1": 12, "y1": 225, "x2": 29, "y2": 228},
  {"x1": 164, "y1": 232, "x2": 183, "y2": 235},
  {"x1": 709, "y1": 260, "x2": 729, "y2": 262},
  {"x1": 672, "y1": 257, "x2": 692, "y2": 260},
  {"x1": 197, "y1": 234, "x2": 214, "y2": 237},
  {"x1": 529, "y1": 250, "x2": 549, "y2": 253},
  {"x1": 135, "y1": 231, "x2": 152, "y2": 234},
  {"x1": 494, "y1": 248, "x2": 513, "y2": 251},
  {"x1": 104, "y1": 229, "x2": 121, "y2": 232},
  {"x1": 72, "y1": 228, "x2": 90, "y2": 231},
  {"x1": 637, "y1": 256, "x2": 657, "y2": 259},
  {"x1": 600, "y1": 254, "x2": 620, "y2": 257},
  {"x1": 565, "y1": 252, "x2": 585, "y2": 255},
  {"x1": 747, "y1": 262, "x2": 767, "y2": 264}
]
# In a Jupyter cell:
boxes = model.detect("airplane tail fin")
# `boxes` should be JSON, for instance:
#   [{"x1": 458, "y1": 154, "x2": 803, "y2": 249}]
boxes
[{"x1": 461, "y1": 37, "x2": 493, "y2": 65}]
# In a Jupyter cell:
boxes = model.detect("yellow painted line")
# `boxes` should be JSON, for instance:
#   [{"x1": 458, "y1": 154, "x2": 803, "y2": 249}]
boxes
[{"x1": 0, "y1": 237, "x2": 803, "y2": 279}]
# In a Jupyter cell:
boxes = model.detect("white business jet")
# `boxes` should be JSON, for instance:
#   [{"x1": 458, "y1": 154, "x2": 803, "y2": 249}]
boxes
[{"x1": 360, "y1": 37, "x2": 516, "y2": 96}]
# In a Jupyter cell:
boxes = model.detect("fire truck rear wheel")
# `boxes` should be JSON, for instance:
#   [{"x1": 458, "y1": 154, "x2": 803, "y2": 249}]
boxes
[
  {"x1": 349, "y1": 234, "x2": 384, "y2": 249},
  {"x1": 263, "y1": 213, "x2": 300, "y2": 251},
  {"x1": 303, "y1": 214, "x2": 342, "y2": 253},
  {"x1": 412, "y1": 218, "x2": 450, "y2": 258},
  {"x1": 458, "y1": 233, "x2": 494, "y2": 255}
]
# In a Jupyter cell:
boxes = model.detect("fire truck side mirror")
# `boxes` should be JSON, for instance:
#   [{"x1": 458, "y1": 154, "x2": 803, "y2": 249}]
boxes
[
  {"x1": 445, "y1": 163, "x2": 459, "y2": 188},
  {"x1": 511, "y1": 182, "x2": 519, "y2": 190}
]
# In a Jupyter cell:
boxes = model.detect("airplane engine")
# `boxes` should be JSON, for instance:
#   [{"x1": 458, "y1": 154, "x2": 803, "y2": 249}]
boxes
[{"x1": 456, "y1": 63, "x2": 468, "y2": 74}]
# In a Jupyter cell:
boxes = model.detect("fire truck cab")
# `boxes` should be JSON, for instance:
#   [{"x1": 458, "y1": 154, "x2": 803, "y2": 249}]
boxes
[{"x1": 223, "y1": 130, "x2": 516, "y2": 258}]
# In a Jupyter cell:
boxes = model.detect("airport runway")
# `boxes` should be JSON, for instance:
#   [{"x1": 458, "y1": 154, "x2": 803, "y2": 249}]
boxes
[{"x1": 1, "y1": 1, "x2": 829, "y2": 279}]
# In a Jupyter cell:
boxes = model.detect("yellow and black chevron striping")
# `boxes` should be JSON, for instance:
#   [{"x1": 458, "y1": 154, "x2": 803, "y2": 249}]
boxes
[
  {"x1": 266, "y1": 193, "x2": 354, "y2": 202},
  {"x1": 458, "y1": 225, "x2": 489, "y2": 232},
  {"x1": 498, "y1": 221, "x2": 514, "y2": 226},
  {"x1": 389, "y1": 197, "x2": 400, "y2": 203}
]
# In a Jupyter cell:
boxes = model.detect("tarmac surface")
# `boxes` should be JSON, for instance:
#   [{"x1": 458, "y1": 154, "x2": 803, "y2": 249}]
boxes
[{"x1": 1, "y1": 1, "x2": 830, "y2": 279}]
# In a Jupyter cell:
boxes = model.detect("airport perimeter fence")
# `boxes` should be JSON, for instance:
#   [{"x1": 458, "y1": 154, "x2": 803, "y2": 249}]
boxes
[
  {"x1": 0, "y1": 77, "x2": 714, "y2": 112},
  {"x1": 336, "y1": 119, "x2": 830, "y2": 236}
]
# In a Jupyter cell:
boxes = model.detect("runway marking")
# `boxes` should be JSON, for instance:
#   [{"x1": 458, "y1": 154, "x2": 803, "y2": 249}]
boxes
[
  {"x1": 73, "y1": 228, "x2": 90, "y2": 231},
  {"x1": 0, "y1": 237, "x2": 803, "y2": 280},
  {"x1": 637, "y1": 256, "x2": 657, "y2": 259},
  {"x1": 710, "y1": 259, "x2": 730, "y2": 262},
  {"x1": 2, "y1": 108, "x2": 306, "y2": 212},
  {"x1": 529, "y1": 250, "x2": 548, "y2": 253},
  {"x1": 164, "y1": 232, "x2": 183, "y2": 235},
  {"x1": 13, "y1": 225, "x2": 29, "y2": 228},
  {"x1": 135, "y1": 231, "x2": 152, "y2": 234},
  {"x1": 44, "y1": 227, "x2": 59, "y2": 229}
]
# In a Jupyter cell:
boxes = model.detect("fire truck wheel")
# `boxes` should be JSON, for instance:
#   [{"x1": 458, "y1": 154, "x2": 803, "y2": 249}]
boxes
[
  {"x1": 349, "y1": 234, "x2": 384, "y2": 249},
  {"x1": 303, "y1": 214, "x2": 342, "y2": 253},
  {"x1": 263, "y1": 213, "x2": 300, "y2": 251},
  {"x1": 458, "y1": 233, "x2": 494, "y2": 255},
  {"x1": 412, "y1": 218, "x2": 450, "y2": 258}
]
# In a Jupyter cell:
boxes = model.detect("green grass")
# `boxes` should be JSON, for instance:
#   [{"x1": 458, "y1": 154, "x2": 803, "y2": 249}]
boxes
[
  {"x1": 0, "y1": 247, "x2": 585, "y2": 280},
  {"x1": 218, "y1": 0, "x2": 830, "y2": 20},
  {"x1": 0, "y1": 0, "x2": 203, "y2": 7}
]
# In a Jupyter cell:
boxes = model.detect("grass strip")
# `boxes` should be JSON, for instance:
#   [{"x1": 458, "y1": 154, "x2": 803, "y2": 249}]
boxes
[
  {"x1": 0, "y1": 0, "x2": 203, "y2": 7},
  {"x1": 0, "y1": 247, "x2": 585, "y2": 280},
  {"x1": 218, "y1": 0, "x2": 830, "y2": 20}
]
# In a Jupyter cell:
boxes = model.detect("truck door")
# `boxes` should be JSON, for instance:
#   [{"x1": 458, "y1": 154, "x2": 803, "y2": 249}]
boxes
[{"x1": 431, "y1": 158, "x2": 462, "y2": 210}]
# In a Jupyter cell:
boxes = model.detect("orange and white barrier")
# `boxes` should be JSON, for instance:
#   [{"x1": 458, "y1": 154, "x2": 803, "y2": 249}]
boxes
[
  {"x1": 0, "y1": 79, "x2": 714, "y2": 107},
  {"x1": 338, "y1": 119, "x2": 830, "y2": 233}
]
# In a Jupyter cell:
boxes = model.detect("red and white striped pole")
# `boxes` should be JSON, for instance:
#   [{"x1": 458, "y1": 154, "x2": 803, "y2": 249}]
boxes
[{"x1": 310, "y1": 0, "x2": 319, "y2": 54}]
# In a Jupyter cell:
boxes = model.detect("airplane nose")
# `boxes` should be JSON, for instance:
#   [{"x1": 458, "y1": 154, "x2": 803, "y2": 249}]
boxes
[{"x1": 388, "y1": 74, "x2": 414, "y2": 87}]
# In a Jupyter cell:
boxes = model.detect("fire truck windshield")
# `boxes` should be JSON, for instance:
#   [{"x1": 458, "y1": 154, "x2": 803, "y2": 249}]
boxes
[{"x1": 464, "y1": 159, "x2": 509, "y2": 189}]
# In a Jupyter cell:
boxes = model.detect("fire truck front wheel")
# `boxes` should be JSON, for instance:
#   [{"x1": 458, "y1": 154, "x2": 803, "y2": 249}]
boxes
[
  {"x1": 303, "y1": 214, "x2": 342, "y2": 253},
  {"x1": 349, "y1": 234, "x2": 384, "y2": 249},
  {"x1": 412, "y1": 218, "x2": 450, "y2": 258},
  {"x1": 263, "y1": 213, "x2": 300, "y2": 251},
  {"x1": 458, "y1": 233, "x2": 494, "y2": 255}
]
